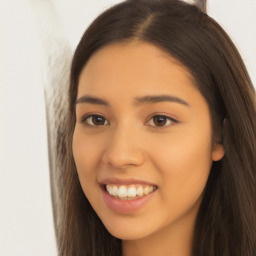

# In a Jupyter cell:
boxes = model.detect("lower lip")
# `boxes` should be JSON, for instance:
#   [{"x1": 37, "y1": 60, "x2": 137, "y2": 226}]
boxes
[{"x1": 102, "y1": 186, "x2": 157, "y2": 214}]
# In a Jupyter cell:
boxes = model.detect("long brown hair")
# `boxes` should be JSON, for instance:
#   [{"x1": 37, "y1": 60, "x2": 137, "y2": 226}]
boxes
[{"x1": 53, "y1": 0, "x2": 256, "y2": 255}]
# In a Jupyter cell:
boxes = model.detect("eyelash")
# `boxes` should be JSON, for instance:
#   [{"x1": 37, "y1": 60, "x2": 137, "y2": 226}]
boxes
[
  {"x1": 147, "y1": 115, "x2": 178, "y2": 128},
  {"x1": 81, "y1": 114, "x2": 110, "y2": 127},
  {"x1": 81, "y1": 113, "x2": 178, "y2": 128}
]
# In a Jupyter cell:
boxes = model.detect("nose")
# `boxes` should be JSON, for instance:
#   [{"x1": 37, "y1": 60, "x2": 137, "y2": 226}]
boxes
[{"x1": 102, "y1": 126, "x2": 145, "y2": 169}]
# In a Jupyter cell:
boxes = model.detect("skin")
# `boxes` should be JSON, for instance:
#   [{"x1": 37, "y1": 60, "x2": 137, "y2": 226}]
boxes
[{"x1": 73, "y1": 41, "x2": 225, "y2": 256}]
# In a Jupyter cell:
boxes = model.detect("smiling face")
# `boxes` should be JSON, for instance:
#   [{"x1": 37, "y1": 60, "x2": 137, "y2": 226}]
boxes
[{"x1": 72, "y1": 41, "x2": 224, "y2": 249}]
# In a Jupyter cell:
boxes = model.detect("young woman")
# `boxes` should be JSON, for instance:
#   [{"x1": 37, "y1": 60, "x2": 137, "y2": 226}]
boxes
[{"x1": 54, "y1": 0, "x2": 256, "y2": 255}]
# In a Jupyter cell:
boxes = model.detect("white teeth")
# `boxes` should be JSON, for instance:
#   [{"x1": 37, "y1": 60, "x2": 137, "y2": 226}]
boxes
[
  {"x1": 112, "y1": 185, "x2": 118, "y2": 196},
  {"x1": 137, "y1": 186, "x2": 143, "y2": 197},
  {"x1": 127, "y1": 187, "x2": 137, "y2": 197},
  {"x1": 118, "y1": 185, "x2": 128, "y2": 198},
  {"x1": 105, "y1": 184, "x2": 157, "y2": 200},
  {"x1": 143, "y1": 186, "x2": 150, "y2": 195},
  {"x1": 106, "y1": 185, "x2": 112, "y2": 195}
]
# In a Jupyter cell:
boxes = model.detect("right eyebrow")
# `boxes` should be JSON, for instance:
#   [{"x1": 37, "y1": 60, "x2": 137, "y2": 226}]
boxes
[
  {"x1": 133, "y1": 95, "x2": 190, "y2": 107},
  {"x1": 75, "y1": 95, "x2": 109, "y2": 106}
]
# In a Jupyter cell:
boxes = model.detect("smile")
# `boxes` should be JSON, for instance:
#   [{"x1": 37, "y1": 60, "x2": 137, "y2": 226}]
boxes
[{"x1": 105, "y1": 184, "x2": 157, "y2": 200}]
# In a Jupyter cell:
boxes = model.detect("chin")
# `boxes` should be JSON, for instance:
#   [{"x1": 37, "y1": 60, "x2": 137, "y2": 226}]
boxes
[
  {"x1": 107, "y1": 228, "x2": 148, "y2": 240},
  {"x1": 102, "y1": 218, "x2": 156, "y2": 240}
]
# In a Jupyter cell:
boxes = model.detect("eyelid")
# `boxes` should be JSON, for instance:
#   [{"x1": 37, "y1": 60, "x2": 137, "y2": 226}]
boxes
[
  {"x1": 145, "y1": 114, "x2": 179, "y2": 128},
  {"x1": 79, "y1": 112, "x2": 179, "y2": 128},
  {"x1": 80, "y1": 113, "x2": 110, "y2": 126}
]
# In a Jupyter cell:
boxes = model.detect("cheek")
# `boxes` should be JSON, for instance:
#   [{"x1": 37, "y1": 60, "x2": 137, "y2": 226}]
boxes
[
  {"x1": 148, "y1": 124, "x2": 213, "y2": 210},
  {"x1": 72, "y1": 126, "x2": 104, "y2": 194},
  {"x1": 150, "y1": 124, "x2": 212, "y2": 170},
  {"x1": 73, "y1": 127, "x2": 101, "y2": 171}
]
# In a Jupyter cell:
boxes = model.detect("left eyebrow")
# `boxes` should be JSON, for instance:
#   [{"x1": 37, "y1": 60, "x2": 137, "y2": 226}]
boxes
[
  {"x1": 76, "y1": 95, "x2": 109, "y2": 106},
  {"x1": 133, "y1": 95, "x2": 190, "y2": 107}
]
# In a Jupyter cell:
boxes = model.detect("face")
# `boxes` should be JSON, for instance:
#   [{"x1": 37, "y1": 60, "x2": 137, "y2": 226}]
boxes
[{"x1": 73, "y1": 41, "x2": 224, "y2": 241}]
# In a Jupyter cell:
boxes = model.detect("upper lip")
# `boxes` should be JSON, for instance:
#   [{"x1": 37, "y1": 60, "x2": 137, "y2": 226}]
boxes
[{"x1": 99, "y1": 177, "x2": 157, "y2": 186}]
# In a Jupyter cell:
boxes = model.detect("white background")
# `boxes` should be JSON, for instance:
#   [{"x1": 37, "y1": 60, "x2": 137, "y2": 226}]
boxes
[{"x1": 0, "y1": 1, "x2": 255, "y2": 255}]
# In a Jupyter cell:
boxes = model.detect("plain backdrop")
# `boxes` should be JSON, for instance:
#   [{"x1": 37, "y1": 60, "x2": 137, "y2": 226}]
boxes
[{"x1": 0, "y1": 1, "x2": 255, "y2": 255}]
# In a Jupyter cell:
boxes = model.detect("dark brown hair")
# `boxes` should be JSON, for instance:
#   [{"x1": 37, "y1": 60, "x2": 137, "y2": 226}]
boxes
[{"x1": 53, "y1": 0, "x2": 256, "y2": 255}]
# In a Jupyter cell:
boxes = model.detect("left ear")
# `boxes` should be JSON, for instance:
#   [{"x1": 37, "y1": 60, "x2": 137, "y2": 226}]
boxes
[{"x1": 211, "y1": 142, "x2": 225, "y2": 161}]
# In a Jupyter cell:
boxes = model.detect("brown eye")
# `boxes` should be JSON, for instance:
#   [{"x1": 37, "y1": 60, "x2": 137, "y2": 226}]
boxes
[
  {"x1": 82, "y1": 115, "x2": 109, "y2": 126},
  {"x1": 148, "y1": 115, "x2": 177, "y2": 127},
  {"x1": 153, "y1": 116, "x2": 167, "y2": 126}
]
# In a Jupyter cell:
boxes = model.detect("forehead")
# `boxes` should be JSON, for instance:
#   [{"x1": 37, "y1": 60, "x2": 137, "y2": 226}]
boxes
[{"x1": 77, "y1": 41, "x2": 199, "y2": 102}]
